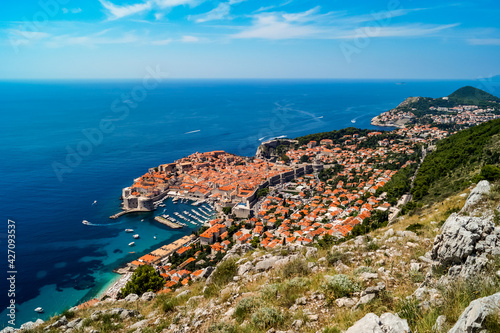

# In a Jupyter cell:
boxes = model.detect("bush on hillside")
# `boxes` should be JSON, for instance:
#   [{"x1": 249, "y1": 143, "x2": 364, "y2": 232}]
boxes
[{"x1": 119, "y1": 265, "x2": 164, "y2": 298}]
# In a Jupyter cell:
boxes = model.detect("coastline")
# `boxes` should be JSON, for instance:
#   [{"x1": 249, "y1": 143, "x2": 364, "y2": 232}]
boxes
[{"x1": 370, "y1": 115, "x2": 407, "y2": 129}]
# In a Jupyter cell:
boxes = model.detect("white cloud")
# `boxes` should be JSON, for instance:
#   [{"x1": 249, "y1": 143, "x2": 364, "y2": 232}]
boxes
[
  {"x1": 181, "y1": 35, "x2": 200, "y2": 42},
  {"x1": 8, "y1": 29, "x2": 51, "y2": 40},
  {"x1": 99, "y1": 0, "x2": 153, "y2": 19},
  {"x1": 339, "y1": 24, "x2": 460, "y2": 39},
  {"x1": 99, "y1": 0, "x2": 205, "y2": 20},
  {"x1": 232, "y1": 9, "x2": 323, "y2": 39},
  {"x1": 151, "y1": 38, "x2": 173, "y2": 45},
  {"x1": 254, "y1": 0, "x2": 292, "y2": 13},
  {"x1": 154, "y1": 0, "x2": 201, "y2": 8},
  {"x1": 193, "y1": 0, "x2": 245, "y2": 23},
  {"x1": 467, "y1": 38, "x2": 500, "y2": 46}
]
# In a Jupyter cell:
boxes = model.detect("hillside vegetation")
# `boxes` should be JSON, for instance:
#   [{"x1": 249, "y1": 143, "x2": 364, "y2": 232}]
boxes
[{"x1": 411, "y1": 118, "x2": 500, "y2": 203}]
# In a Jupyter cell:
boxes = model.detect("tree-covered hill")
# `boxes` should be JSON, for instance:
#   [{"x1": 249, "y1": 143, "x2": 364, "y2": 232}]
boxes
[
  {"x1": 448, "y1": 86, "x2": 500, "y2": 104},
  {"x1": 411, "y1": 118, "x2": 500, "y2": 203}
]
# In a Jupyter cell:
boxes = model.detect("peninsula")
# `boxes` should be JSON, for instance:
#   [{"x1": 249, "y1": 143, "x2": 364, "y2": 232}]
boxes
[{"x1": 371, "y1": 86, "x2": 500, "y2": 129}]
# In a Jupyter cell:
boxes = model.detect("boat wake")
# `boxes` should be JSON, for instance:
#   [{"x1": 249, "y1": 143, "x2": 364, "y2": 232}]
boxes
[{"x1": 82, "y1": 220, "x2": 124, "y2": 227}]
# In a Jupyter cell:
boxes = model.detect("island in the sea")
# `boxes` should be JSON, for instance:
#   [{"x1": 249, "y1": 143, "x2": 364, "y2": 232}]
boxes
[{"x1": 371, "y1": 86, "x2": 500, "y2": 128}]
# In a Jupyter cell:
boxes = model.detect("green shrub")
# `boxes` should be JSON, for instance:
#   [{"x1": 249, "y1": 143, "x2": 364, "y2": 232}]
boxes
[
  {"x1": 159, "y1": 296, "x2": 179, "y2": 313},
  {"x1": 322, "y1": 274, "x2": 360, "y2": 301},
  {"x1": 281, "y1": 258, "x2": 309, "y2": 279},
  {"x1": 60, "y1": 308, "x2": 75, "y2": 319},
  {"x1": 234, "y1": 297, "x2": 259, "y2": 322},
  {"x1": 210, "y1": 258, "x2": 238, "y2": 286},
  {"x1": 483, "y1": 311, "x2": 500, "y2": 332},
  {"x1": 479, "y1": 165, "x2": 500, "y2": 181},
  {"x1": 354, "y1": 266, "x2": 374, "y2": 275},
  {"x1": 323, "y1": 327, "x2": 341, "y2": 333},
  {"x1": 119, "y1": 265, "x2": 164, "y2": 298},
  {"x1": 208, "y1": 322, "x2": 237, "y2": 333},
  {"x1": 397, "y1": 297, "x2": 422, "y2": 327},
  {"x1": 366, "y1": 241, "x2": 380, "y2": 251},
  {"x1": 409, "y1": 269, "x2": 425, "y2": 283},
  {"x1": 406, "y1": 223, "x2": 424, "y2": 233},
  {"x1": 327, "y1": 250, "x2": 350, "y2": 266},
  {"x1": 251, "y1": 307, "x2": 284, "y2": 330},
  {"x1": 260, "y1": 283, "x2": 279, "y2": 300}
]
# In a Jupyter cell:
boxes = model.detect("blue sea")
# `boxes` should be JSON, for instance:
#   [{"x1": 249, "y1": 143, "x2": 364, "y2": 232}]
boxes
[{"x1": 0, "y1": 79, "x2": 484, "y2": 328}]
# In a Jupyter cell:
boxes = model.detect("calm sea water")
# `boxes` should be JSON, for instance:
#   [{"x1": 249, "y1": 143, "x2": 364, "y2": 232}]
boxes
[{"x1": 0, "y1": 79, "x2": 479, "y2": 327}]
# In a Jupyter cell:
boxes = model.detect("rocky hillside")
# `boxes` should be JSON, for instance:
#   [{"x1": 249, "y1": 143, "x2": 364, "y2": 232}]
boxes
[{"x1": 4, "y1": 182, "x2": 500, "y2": 333}]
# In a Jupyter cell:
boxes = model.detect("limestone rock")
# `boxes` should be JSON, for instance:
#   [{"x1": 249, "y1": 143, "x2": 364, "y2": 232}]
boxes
[
  {"x1": 129, "y1": 319, "x2": 149, "y2": 330},
  {"x1": 346, "y1": 312, "x2": 411, "y2": 333},
  {"x1": 125, "y1": 293, "x2": 139, "y2": 302},
  {"x1": 448, "y1": 292, "x2": 500, "y2": 333},
  {"x1": 431, "y1": 212, "x2": 500, "y2": 278},
  {"x1": 255, "y1": 256, "x2": 280, "y2": 271},
  {"x1": 140, "y1": 291, "x2": 156, "y2": 301},
  {"x1": 432, "y1": 315, "x2": 446, "y2": 332},
  {"x1": 335, "y1": 297, "x2": 357, "y2": 308},
  {"x1": 461, "y1": 180, "x2": 490, "y2": 213}
]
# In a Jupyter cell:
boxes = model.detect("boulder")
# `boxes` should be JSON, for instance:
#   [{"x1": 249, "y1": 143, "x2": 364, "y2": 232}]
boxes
[
  {"x1": 129, "y1": 319, "x2": 149, "y2": 330},
  {"x1": 140, "y1": 291, "x2": 156, "y2": 301},
  {"x1": 430, "y1": 212, "x2": 500, "y2": 278},
  {"x1": 448, "y1": 292, "x2": 500, "y2": 333},
  {"x1": 237, "y1": 261, "x2": 254, "y2": 276},
  {"x1": 335, "y1": 297, "x2": 357, "y2": 308},
  {"x1": 125, "y1": 293, "x2": 139, "y2": 302},
  {"x1": 461, "y1": 180, "x2": 490, "y2": 213},
  {"x1": 346, "y1": 312, "x2": 411, "y2": 333},
  {"x1": 255, "y1": 256, "x2": 280, "y2": 272}
]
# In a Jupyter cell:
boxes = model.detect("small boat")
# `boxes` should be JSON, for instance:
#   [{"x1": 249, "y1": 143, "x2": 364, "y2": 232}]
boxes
[
  {"x1": 92, "y1": 200, "x2": 97, "y2": 205},
  {"x1": 154, "y1": 236, "x2": 157, "y2": 240},
  {"x1": 128, "y1": 242, "x2": 135, "y2": 246},
  {"x1": 133, "y1": 234, "x2": 140, "y2": 239},
  {"x1": 34, "y1": 307, "x2": 44, "y2": 313},
  {"x1": 129, "y1": 251, "x2": 135, "y2": 254},
  {"x1": 82, "y1": 220, "x2": 90, "y2": 225},
  {"x1": 141, "y1": 219, "x2": 144, "y2": 222},
  {"x1": 125, "y1": 229, "x2": 134, "y2": 233},
  {"x1": 351, "y1": 119, "x2": 356, "y2": 124}
]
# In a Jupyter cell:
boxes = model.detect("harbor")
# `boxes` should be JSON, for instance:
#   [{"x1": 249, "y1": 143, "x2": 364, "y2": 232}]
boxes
[{"x1": 154, "y1": 215, "x2": 184, "y2": 229}]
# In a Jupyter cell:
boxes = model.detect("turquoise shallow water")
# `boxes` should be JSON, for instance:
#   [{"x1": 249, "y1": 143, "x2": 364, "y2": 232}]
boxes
[{"x1": 0, "y1": 79, "x2": 482, "y2": 328}]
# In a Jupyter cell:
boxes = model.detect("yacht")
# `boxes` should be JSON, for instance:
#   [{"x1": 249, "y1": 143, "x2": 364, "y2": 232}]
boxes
[
  {"x1": 133, "y1": 234, "x2": 140, "y2": 239},
  {"x1": 34, "y1": 307, "x2": 44, "y2": 313},
  {"x1": 128, "y1": 242, "x2": 135, "y2": 246},
  {"x1": 125, "y1": 229, "x2": 134, "y2": 233},
  {"x1": 82, "y1": 220, "x2": 90, "y2": 225}
]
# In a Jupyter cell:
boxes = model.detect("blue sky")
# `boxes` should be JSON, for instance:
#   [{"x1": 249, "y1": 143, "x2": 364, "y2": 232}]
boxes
[{"x1": 1, "y1": 0, "x2": 500, "y2": 79}]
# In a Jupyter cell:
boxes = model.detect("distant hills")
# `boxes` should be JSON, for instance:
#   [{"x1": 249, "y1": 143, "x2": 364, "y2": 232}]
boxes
[{"x1": 448, "y1": 86, "x2": 500, "y2": 104}]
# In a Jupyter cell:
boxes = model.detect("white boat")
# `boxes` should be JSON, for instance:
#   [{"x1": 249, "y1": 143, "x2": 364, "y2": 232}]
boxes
[
  {"x1": 82, "y1": 220, "x2": 90, "y2": 225},
  {"x1": 351, "y1": 119, "x2": 356, "y2": 123},
  {"x1": 125, "y1": 229, "x2": 134, "y2": 233},
  {"x1": 133, "y1": 234, "x2": 140, "y2": 239},
  {"x1": 141, "y1": 219, "x2": 144, "y2": 222},
  {"x1": 128, "y1": 242, "x2": 135, "y2": 246},
  {"x1": 92, "y1": 200, "x2": 97, "y2": 205},
  {"x1": 154, "y1": 236, "x2": 157, "y2": 240},
  {"x1": 34, "y1": 307, "x2": 44, "y2": 313}
]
